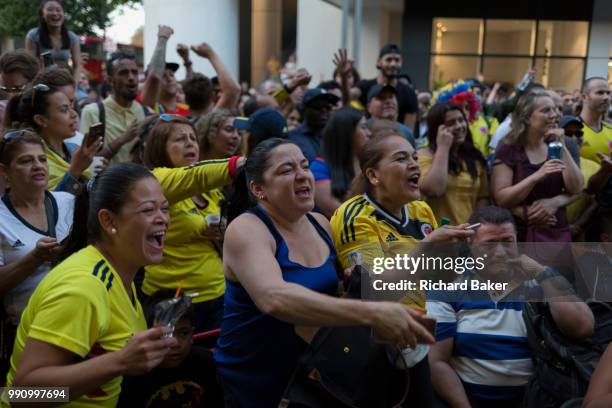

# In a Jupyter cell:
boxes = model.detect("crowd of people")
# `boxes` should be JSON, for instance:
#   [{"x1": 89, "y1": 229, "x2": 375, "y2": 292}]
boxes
[{"x1": 1, "y1": 1, "x2": 612, "y2": 407}]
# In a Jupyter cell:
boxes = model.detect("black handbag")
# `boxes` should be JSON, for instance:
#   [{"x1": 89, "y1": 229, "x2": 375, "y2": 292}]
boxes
[{"x1": 279, "y1": 266, "x2": 410, "y2": 408}]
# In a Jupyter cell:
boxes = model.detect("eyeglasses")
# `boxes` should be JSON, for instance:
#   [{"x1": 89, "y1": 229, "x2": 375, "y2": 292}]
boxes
[
  {"x1": 0, "y1": 84, "x2": 26, "y2": 94},
  {"x1": 31, "y1": 83, "x2": 50, "y2": 109}
]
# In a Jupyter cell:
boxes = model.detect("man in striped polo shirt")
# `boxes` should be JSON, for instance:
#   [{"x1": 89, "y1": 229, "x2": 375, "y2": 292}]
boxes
[{"x1": 427, "y1": 206, "x2": 594, "y2": 408}]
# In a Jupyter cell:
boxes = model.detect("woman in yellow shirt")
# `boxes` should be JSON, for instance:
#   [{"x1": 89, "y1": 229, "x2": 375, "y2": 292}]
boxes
[
  {"x1": 143, "y1": 114, "x2": 242, "y2": 331},
  {"x1": 418, "y1": 102, "x2": 489, "y2": 225},
  {"x1": 4, "y1": 84, "x2": 101, "y2": 194},
  {"x1": 330, "y1": 129, "x2": 473, "y2": 407},
  {"x1": 4, "y1": 163, "x2": 177, "y2": 407}
]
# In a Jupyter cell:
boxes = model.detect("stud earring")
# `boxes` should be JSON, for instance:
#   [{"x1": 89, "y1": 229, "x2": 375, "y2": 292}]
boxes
[{"x1": 111, "y1": 227, "x2": 117, "y2": 234}]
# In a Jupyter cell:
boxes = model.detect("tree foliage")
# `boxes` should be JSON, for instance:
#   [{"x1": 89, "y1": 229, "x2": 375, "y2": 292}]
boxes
[{"x1": 0, "y1": 0, "x2": 139, "y2": 38}]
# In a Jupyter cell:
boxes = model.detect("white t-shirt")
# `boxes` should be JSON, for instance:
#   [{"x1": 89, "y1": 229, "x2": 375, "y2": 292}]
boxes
[{"x1": 0, "y1": 191, "x2": 74, "y2": 324}]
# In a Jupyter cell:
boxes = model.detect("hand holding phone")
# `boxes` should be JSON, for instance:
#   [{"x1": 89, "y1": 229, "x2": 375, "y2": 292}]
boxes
[{"x1": 85, "y1": 122, "x2": 105, "y2": 148}]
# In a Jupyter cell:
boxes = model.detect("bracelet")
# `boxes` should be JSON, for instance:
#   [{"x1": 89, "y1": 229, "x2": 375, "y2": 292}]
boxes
[{"x1": 184, "y1": 61, "x2": 192, "y2": 67}]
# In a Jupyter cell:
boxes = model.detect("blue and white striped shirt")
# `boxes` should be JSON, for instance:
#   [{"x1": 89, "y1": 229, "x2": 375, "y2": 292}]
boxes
[{"x1": 427, "y1": 286, "x2": 540, "y2": 402}]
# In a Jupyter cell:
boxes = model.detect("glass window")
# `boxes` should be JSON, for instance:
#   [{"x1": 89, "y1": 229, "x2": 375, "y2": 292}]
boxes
[
  {"x1": 535, "y1": 58, "x2": 584, "y2": 91},
  {"x1": 484, "y1": 20, "x2": 535, "y2": 55},
  {"x1": 482, "y1": 57, "x2": 532, "y2": 86},
  {"x1": 431, "y1": 18, "x2": 482, "y2": 54},
  {"x1": 430, "y1": 56, "x2": 480, "y2": 88},
  {"x1": 536, "y1": 21, "x2": 589, "y2": 57}
]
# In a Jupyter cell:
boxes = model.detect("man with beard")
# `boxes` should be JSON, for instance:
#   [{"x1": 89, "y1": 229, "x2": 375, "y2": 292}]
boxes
[
  {"x1": 80, "y1": 50, "x2": 145, "y2": 164},
  {"x1": 356, "y1": 43, "x2": 418, "y2": 132},
  {"x1": 288, "y1": 87, "x2": 339, "y2": 162},
  {"x1": 427, "y1": 206, "x2": 593, "y2": 408}
]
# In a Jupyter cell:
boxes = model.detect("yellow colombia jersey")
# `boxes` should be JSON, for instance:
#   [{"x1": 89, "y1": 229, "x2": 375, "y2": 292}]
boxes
[
  {"x1": 4, "y1": 245, "x2": 146, "y2": 408},
  {"x1": 143, "y1": 159, "x2": 232, "y2": 303},
  {"x1": 580, "y1": 121, "x2": 612, "y2": 164},
  {"x1": 330, "y1": 194, "x2": 438, "y2": 311}
]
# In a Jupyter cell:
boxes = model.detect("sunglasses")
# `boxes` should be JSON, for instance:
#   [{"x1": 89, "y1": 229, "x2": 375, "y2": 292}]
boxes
[
  {"x1": 0, "y1": 84, "x2": 26, "y2": 94},
  {"x1": 31, "y1": 83, "x2": 51, "y2": 109},
  {"x1": 0, "y1": 129, "x2": 29, "y2": 158},
  {"x1": 565, "y1": 130, "x2": 584, "y2": 138}
]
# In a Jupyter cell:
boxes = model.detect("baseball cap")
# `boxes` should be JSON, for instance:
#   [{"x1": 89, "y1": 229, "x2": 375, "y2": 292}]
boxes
[
  {"x1": 559, "y1": 115, "x2": 583, "y2": 129},
  {"x1": 301, "y1": 88, "x2": 340, "y2": 108},
  {"x1": 233, "y1": 108, "x2": 288, "y2": 145},
  {"x1": 379, "y1": 43, "x2": 401, "y2": 59},
  {"x1": 367, "y1": 84, "x2": 396, "y2": 102}
]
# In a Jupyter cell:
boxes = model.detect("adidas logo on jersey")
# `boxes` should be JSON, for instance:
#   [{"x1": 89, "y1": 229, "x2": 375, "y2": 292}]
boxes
[
  {"x1": 11, "y1": 239, "x2": 25, "y2": 248},
  {"x1": 385, "y1": 233, "x2": 399, "y2": 242}
]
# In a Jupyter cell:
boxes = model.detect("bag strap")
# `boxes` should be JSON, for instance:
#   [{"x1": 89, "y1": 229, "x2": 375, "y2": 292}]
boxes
[
  {"x1": 44, "y1": 194, "x2": 58, "y2": 238},
  {"x1": 97, "y1": 101, "x2": 106, "y2": 128}
]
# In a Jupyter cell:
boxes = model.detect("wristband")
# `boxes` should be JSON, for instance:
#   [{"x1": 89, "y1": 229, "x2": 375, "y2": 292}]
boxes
[
  {"x1": 228, "y1": 155, "x2": 240, "y2": 178},
  {"x1": 184, "y1": 61, "x2": 192, "y2": 67}
]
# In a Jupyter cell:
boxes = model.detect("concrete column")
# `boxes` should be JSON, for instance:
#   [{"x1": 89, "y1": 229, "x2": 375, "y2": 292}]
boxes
[
  {"x1": 402, "y1": 15, "x2": 432, "y2": 90},
  {"x1": 143, "y1": 0, "x2": 239, "y2": 80},
  {"x1": 585, "y1": 0, "x2": 612, "y2": 80},
  {"x1": 251, "y1": 0, "x2": 282, "y2": 86},
  {"x1": 357, "y1": 3, "x2": 382, "y2": 79}
]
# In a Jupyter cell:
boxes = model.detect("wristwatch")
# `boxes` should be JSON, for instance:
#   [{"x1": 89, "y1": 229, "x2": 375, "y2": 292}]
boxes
[{"x1": 535, "y1": 267, "x2": 560, "y2": 284}]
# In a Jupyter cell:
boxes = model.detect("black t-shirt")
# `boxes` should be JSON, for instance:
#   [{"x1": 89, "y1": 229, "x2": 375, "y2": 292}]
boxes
[
  {"x1": 118, "y1": 347, "x2": 224, "y2": 407},
  {"x1": 357, "y1": 78, "x2": 418, "y2": 124}
]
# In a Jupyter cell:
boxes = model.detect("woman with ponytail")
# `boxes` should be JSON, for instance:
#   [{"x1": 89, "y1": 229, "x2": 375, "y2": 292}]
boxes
[
  {"x1": 142, "y1": 114, "x2": 244, "y2": 332},
  {"x1": 25, "y1": 0, "x2": 81, "y2": 82},
  {"x1": 0, "y1": 129, "x2": 74, "y2": 378},
  {"x1": 6, "y1": 163, "x2": 178, "y2": 407},
  {"x1": 216, "y1": 137, "x2": 435, "y2": 407},
  {"x1": 4, "y1": 84, "x2": 101, "y2": 194}
]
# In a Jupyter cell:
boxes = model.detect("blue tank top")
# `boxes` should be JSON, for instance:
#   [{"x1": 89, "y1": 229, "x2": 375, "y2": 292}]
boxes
[{"x1": 215, "y1": 206, "x2": 338, "y2": 407}]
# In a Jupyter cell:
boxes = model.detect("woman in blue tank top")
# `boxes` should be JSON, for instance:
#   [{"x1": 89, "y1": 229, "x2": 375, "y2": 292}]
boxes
[{"x1": 215, "y1": 138, "x2": 434, "y2": 407}]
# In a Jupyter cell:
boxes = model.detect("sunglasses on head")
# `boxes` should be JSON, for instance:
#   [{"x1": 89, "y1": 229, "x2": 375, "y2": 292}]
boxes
[
  {"x1": 0, "y1": 129, "x2": 29, "y2": 158},
  {"x1": 0, "y1": 84, "x2": 26, "y2": 94},
  {"x1": 31, "y1": 83, "x2": 51, "y2": 108}
]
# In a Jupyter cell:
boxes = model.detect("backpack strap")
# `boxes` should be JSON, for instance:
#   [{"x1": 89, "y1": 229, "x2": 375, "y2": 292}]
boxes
[
  {"x1": 96, "y1": 101, "x2": 106, "y2": 128},
  {"x1": 44, "y1": 193, "x2": 58, "y2": 238}
]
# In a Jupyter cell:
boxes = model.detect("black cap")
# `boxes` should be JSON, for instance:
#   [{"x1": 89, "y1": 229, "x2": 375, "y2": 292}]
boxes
[
  {"x1": 301, "y1": 88, "x2": 340, "y2": 108},
  {"x1": 233, "y1": 108, "x2": 288, "y2": 145},
  {"x1": 165, "y1": 62, "x2": 180, "y2": 72},
  {"x1": 367, "y1": 84, "x2": 396, "y2": 102},
  {"x1": 379, "y1": 43, "x2": 401, "y2": 59},
  {"x1": 559, "y1": 115, "x2": 583, "y2": 129}
]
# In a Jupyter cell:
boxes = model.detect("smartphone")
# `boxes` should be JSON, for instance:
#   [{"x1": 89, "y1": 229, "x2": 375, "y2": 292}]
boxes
[
  {"x1": 85, "y1": 122, "x2": 105, "y2": 147},
  {"x1": 40, "y1": 51, "x2": 54, "y2": 68}
]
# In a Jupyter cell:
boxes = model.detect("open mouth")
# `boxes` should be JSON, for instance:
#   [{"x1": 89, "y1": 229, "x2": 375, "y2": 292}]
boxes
[
  {"x1": 295, "y1": 185, "x2": 311, "y2": 199},
  {"x1": 407, "y1": 173, "x2": 420, "y2": 189},
  {"x1": 184, "y1": 151, "x2": 197, "y2": 160},
  {"x1": 147, "y1": 230, "x2": 166, "y2": 251}
]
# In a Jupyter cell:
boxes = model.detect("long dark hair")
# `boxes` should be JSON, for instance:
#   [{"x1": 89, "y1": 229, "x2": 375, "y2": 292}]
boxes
[
  {"x1": 4, "y1": 85, "x2": 60, "y2": 131},
  {"x1": 222, "y1": 138, "x2": 294, "y2": 224},
  {"x1": 321, "y1": 107, "x2": 363, "y2": 199},
  {"x1": 38, "y1": 0, "x2": 71, "y2": 51},
  {"x1": 426, "y1": 102, "x2": 485, "y2": 180},
  {"x1": 59, "y1": 163, "x2": 155, "y2": 261}
]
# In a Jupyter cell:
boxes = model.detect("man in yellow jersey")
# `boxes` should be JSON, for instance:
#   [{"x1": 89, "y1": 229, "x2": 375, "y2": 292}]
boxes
[{"x1": 579, "y1": 77, "x2": 612, "y2": 164}]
